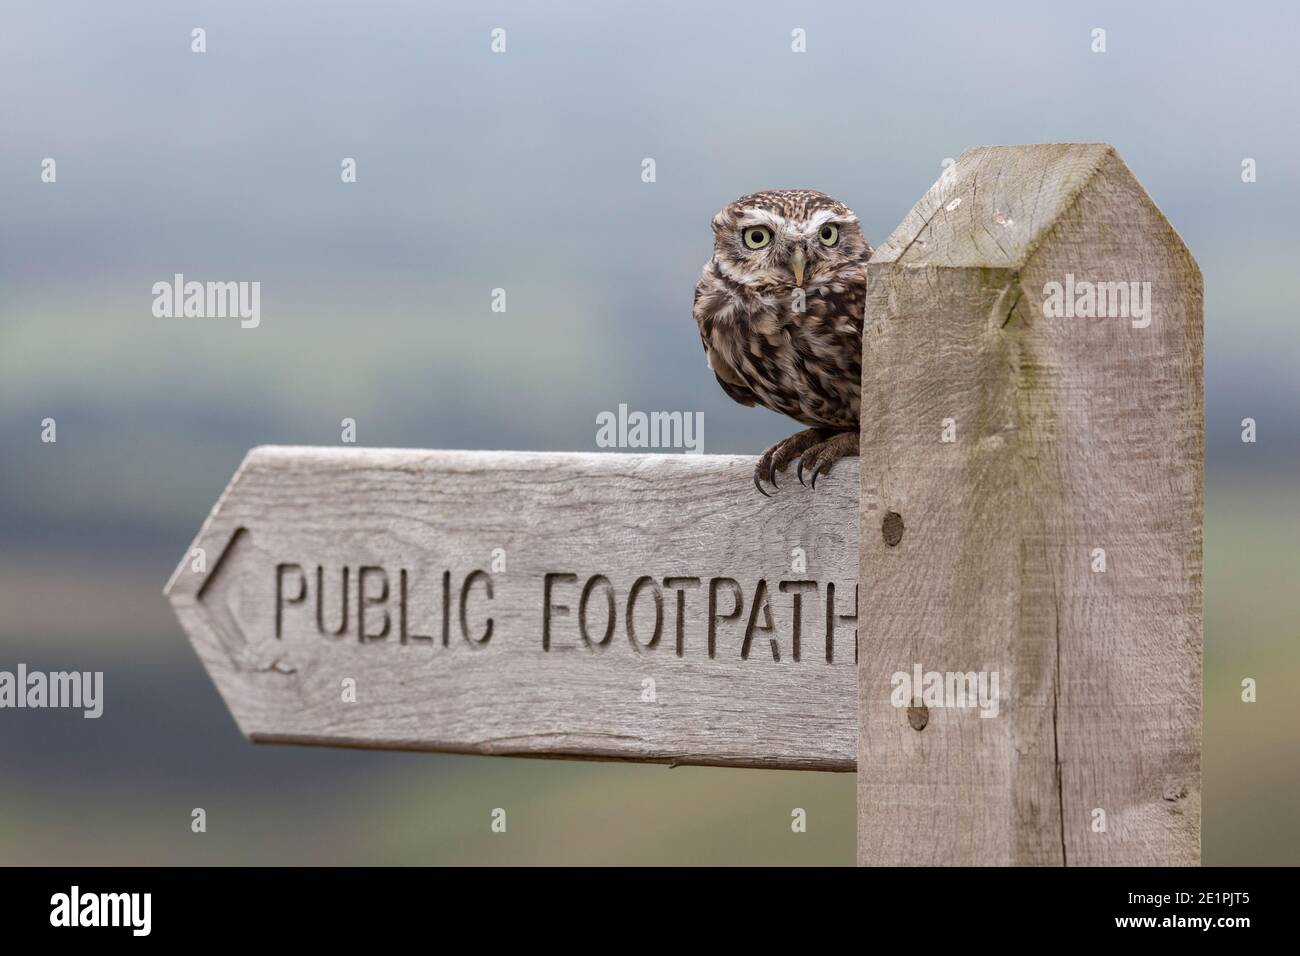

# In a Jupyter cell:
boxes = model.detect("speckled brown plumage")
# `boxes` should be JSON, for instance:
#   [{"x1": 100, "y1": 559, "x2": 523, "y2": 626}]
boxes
[{"x1": 693, "y1": 189, "x2": 872, "y2": 493}]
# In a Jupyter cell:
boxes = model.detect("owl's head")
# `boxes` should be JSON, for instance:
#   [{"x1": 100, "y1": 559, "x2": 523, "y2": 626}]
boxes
[{"x1": 710, "y1": 189, "x2": 871, "y2": 289}]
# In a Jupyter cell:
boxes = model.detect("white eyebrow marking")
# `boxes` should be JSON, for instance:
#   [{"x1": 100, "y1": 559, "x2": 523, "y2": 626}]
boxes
[
  {"x1": 801, "y1": 208, "x2": 858, "y2": 234},
  {"x1": 734, "y1": 209, "x2": 787, "y2": 231}
]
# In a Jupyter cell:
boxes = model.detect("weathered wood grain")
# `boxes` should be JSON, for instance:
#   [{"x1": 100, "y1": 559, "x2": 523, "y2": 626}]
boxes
[
  {"x1": 858, "y1": 144, "x2": 1203, "y2": 865},
  {"x1": 166, "y1": 448, "x2": 859, "y2": 770}
]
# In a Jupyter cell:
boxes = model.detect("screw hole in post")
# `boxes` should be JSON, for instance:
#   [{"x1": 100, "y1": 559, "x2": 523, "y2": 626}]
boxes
[
  {"x1": 907, "y1": 704, "x2": 929, "y2": 731},
  {"x1": 882, "y1": 511, "x2": 904, "y2": 547}
]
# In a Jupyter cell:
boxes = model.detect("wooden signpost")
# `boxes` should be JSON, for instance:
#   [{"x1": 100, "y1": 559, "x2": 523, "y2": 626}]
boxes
[
  {"x1": 165, "y1": 448, "x2": 859, "y2": 769},
  {"x1": 167, "y1": 144, "x2": 1203, "y2": 865},
  {"x1": 858, "y1": 144, "x2": 1203, "y2": 865}
]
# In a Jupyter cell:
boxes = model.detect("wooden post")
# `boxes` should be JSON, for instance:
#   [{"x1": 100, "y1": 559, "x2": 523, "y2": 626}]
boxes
[
  {"x1": 857, "y1": 144, "x2": 1203, "y2": 865},
  {"x1": 166, "y1": 448, "x2": 859, "y2": 770}
]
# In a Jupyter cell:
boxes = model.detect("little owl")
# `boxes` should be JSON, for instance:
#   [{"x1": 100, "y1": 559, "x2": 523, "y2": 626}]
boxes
[{"x1": 693, "y1": 189, "x2": 872, "y2": 494}]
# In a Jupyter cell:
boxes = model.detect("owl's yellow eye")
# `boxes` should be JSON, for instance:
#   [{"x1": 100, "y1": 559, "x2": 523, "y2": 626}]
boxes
[
  {"x1": 819, "y1": 223, "x2": 840, "y2": 247},
  {"x1": 743, "y1": 227, "x2": 772, "y2": 250}
]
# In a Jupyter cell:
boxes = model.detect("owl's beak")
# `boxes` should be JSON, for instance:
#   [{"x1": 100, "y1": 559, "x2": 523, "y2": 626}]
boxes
[{"x1": 789, "y1": 246, "x2": 807, "y2": 287}]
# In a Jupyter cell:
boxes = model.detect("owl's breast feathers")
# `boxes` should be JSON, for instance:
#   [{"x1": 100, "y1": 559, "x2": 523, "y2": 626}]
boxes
[{"x1": 694, "y1": 256, "x2": 865, "y2": 429}]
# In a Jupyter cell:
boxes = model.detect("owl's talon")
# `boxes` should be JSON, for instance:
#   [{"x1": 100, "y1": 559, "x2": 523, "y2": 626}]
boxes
[
  {"x1": 755, "y1": 427, "x2": 834, "y2": 497},
  {"x1": 799, "y1": 431, "x2": 858, "y2": 491},
  {"x1": 798, "y1": 447, "x2": 820, "y2": 482},
  {"x1": 811, "y1": 459, "x2": 832, "y2": 489},
  {"x1": 754, "y1": 446, "x2": 780, "y2": 494},
  {"x1": 814, "y1": 457, "x2": 833, "y2": 489}
]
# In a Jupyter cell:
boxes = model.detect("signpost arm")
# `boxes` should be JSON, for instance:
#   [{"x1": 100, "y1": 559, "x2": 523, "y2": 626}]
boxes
[{"x1": 165, "y1": 447, "x2": 861, "y2": 770}]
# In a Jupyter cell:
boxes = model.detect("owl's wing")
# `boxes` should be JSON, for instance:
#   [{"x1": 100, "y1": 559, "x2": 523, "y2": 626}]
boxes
[
  {"x1": 691, "y1": 279, "x2": 706, "y2": 337},
  {"x1": 712, "y1": 370, "x2": 758, "y2": 407},
  {"x1": 694, "y1": 265, "x2": 759, "y2": 408}
]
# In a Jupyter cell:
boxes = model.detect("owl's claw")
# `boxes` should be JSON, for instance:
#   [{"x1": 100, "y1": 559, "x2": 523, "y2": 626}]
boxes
[
  {"x1": 755, "y1": 427, "x2": 834, "y2": 496},
  {"x1": 755, "y1": 428, "x2": 857, "y2": 495},
  {"x1": 808, "y1": 456, "x2": 830, "y2": 490},
  {"x1": 797, "y1": 431, "x2": 859, "y2": 490}
]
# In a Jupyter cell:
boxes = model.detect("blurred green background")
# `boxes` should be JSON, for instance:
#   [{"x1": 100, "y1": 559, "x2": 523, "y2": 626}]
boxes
[{"x1": 1, "y1": 0, "x2": 1296, "y2": 864}]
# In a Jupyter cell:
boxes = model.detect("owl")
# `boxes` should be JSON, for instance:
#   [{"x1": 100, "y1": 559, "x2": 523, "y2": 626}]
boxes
[{"x1": 693, "y1": 189, "x2": 872, "y2": 494}]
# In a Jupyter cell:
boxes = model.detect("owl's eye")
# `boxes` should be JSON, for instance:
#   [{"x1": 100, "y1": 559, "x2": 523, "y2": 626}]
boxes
[
  {"x1": 742, "y1": 227, "x2": 772, "y2": 250},
  {"x1": 819, "y1": 223, "x2": 840, "y2": 247}
]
